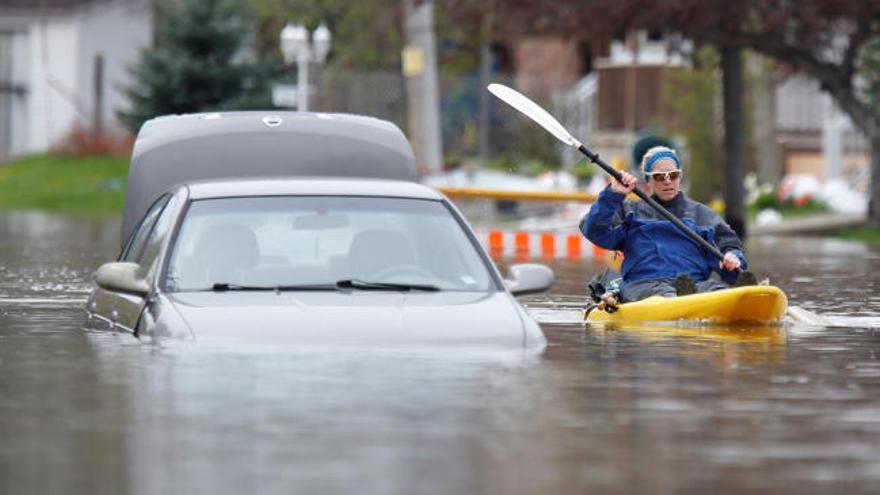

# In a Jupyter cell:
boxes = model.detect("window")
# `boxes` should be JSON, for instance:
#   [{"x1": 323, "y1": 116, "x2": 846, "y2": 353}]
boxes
[
  {"x1": 120, "y1": 194, "x2": 171, "y2": 262},
  {"x1": 165, "y1": 196, "x2": 496, "y2": 292},
  {"x1": 135, "y1": 193, "x2": 180, "y2": 280}
]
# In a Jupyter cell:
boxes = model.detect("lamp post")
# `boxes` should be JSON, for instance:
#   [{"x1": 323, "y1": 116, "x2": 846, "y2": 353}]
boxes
[{"x1": 279, "y1": 22, "x2": 332, "y2": 112}]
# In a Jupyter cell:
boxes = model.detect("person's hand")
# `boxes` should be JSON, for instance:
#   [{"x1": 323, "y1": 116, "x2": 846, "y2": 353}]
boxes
[
  {"x1": 610, "y1": 171, "x2": 637, "y2": 194},
  {"x1": 719, "y1": 251, "x2": 741, "y2": 272}
]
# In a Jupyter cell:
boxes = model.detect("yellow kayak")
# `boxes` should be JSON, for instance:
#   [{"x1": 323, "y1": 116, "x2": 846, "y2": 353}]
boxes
[
  {"x1": 590, "y1": 322, "x2": 786, "y2": 343},
  {"x1": 585, "y1": 285, "x2": 788, "y2": 324}
]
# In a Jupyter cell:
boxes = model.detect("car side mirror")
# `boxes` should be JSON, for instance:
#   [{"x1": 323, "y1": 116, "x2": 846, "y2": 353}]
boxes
[
  {"x1": 94, "y1": 261, "x2": 150, "y2": 297},
  {"x1": 504, "y1": 263, "x2": 555, "y2": 296}
]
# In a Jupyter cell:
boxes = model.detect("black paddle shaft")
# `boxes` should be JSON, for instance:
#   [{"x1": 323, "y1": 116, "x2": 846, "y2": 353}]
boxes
[{"x1": 577, "y1": 144, "x2": 738, "y2": 272}]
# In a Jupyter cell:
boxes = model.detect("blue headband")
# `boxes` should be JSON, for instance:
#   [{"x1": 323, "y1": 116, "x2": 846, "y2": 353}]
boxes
[{"x1": 643, "y1": 150, "x2": 680, "y2": 178}]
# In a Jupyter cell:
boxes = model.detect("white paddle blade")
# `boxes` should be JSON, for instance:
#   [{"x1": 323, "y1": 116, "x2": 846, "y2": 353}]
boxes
[{"x1": 487, "y1": 83, "x2": 581, "y2": 149}]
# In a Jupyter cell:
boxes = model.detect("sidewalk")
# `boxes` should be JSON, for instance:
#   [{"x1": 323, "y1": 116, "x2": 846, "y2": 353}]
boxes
[{"x1": 750, "y1": 212, "x2": 866, "y2": 236}]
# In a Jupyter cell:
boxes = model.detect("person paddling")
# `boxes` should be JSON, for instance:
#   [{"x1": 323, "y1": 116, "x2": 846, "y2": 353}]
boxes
[{"x1": 580, "y1": 145, "x2": 748, "y2": 303}]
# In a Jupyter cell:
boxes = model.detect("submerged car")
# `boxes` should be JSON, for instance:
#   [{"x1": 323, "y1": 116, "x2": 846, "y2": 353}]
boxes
[{"x1": 86, "y1": 112, "x2": 553, "y2": 347}]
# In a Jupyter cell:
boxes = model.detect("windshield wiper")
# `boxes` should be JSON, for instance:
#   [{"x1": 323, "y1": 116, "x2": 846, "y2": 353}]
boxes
[
  {"x1": 210, "y1": 280, "x2": 441, "y2": 292},
  {"x1": 336, "y1": 279, "x2": 440, "y2": 292},
  {"x1": 211, "y1": 283, "x2": 339, "y2": 292}
]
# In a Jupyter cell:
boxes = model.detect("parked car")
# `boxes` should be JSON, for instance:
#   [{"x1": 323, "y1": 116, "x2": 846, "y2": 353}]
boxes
[{"x1": 85, "y1": 112, "x2": 553, "y2": 347}]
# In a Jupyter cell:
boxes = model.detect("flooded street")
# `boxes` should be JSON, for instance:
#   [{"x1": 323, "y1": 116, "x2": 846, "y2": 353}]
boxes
[{"x1": 1, "y1": 212, "x2": 879, "y2": 494}]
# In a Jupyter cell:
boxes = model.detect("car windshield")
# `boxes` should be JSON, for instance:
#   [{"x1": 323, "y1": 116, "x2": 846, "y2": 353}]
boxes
[{"x1": 164, "y1": 196, "x2": 496, "y2": 292}]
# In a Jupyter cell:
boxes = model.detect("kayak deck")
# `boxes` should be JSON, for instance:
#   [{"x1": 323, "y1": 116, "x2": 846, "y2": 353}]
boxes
[{"x1": 585, "y1": 285, "x2": 788, "y2": 324}]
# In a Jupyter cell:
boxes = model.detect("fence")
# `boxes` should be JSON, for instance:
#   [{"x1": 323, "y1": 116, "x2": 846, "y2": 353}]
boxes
[
  {"x1": 313, "y1": 68, "x2": 596, "y2": 170},
  {"x1": 472, "y1": 228, "x2": 613, "y2": 261}
]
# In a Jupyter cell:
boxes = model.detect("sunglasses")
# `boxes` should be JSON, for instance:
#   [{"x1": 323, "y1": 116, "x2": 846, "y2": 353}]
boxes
[{"x1": 648, "y1": 170, "x2": 681, "y2": 182}]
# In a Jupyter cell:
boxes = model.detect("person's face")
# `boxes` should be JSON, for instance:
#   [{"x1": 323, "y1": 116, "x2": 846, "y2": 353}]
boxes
[{"x1": 646, "y1": 159, "x2": 681, "y2": 202}]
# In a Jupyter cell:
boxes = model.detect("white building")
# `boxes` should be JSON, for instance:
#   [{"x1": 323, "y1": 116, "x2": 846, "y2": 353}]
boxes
[
  {"x1": 0, "y1": 0, "x2": 151, "y2": 157},
  {"x1": 775, "y1": 74, "x2": 868, "y2": 186}
]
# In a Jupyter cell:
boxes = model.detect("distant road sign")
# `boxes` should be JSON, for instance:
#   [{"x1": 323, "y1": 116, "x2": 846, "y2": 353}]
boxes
[{"x1": 402, "y1": 45, "x2": 424, "y2": 77}]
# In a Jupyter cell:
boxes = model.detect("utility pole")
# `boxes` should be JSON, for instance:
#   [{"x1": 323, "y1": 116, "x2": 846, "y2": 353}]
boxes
[
  {"x1": 822, "y1": 94, "x2": 845, "y2": 182},
  {"x1": 722, "y1": 45, "x2": 746, "y2": 238},
  {"x1": 477, "y1": 10, "x2": 493, "y2": 160},
  {"x1": 92, "y1": 53, "x2": 104, "y2": 136},
  {"x1": 402, "y1": 0, "x2": 443, "y2": 175}
]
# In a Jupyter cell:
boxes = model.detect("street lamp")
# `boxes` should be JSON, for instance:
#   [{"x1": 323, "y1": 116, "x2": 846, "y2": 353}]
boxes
[{"x1": 279, "y1": 22, "x2": 332, "y2": 112}]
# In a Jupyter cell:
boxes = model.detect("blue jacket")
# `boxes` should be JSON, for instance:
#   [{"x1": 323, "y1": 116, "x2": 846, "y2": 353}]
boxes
[{"x1": 580, "y1": 187, "x2": 747, "y2": 287}]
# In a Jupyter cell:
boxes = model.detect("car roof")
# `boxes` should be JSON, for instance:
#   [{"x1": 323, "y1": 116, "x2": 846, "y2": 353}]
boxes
[
  {"x1": 121, "y1": 111, "x2": 417, "y2": 244},
  {"x1": 184, "y1": 178, "x2": 445, "y2": 201}
]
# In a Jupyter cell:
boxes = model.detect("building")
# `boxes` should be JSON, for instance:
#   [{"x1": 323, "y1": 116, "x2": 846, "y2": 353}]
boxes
[
  {"x1": 0, "y1": 0, "x2": 151, "y2": 158},
  {"x1": 776, "y1": 74, "x2": 868, "y2": 188},
  {"x1": 497, "y1": 28, "x2": 868, "y2": 189},
  {"x1": 496, "y1": 30, "x2": 688, "y2": 167}
]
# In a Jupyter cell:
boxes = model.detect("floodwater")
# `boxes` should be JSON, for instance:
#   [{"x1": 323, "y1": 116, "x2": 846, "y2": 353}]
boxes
[{"x1": 1, "y1": 212, "x2": 879, "y2": 494}]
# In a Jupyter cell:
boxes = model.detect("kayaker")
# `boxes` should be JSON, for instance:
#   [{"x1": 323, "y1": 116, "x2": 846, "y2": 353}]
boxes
[{"x1": 580, "y1": 145, "x2": 748, "y2": 302}]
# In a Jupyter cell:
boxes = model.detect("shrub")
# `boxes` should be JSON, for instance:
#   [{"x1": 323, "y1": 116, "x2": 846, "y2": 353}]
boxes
[{"x1": 51, "y1": 125, "x2": 133, "y2": 157}]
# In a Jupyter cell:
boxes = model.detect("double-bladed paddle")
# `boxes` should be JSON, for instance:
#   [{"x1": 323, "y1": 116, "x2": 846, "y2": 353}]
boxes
[{"x1": 487, "y1": 82, "x2": 754, "y2": 281}]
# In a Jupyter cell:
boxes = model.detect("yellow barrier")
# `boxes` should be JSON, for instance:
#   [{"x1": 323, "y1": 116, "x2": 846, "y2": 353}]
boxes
[
  {"x1": 437, "y1": 187, "x2": 598, "y2": 202},
  {"x1": 435, "y1": 187, "x2": 646, "y2": 203}
]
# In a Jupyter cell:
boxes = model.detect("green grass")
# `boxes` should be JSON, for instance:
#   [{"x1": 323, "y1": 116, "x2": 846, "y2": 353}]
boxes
[
  {"x1": 837, "y1": 227, "x2": 880, "y2": 244},
  {"x1": 0, "y1": 154, "x2": 128, "y2": 215}
]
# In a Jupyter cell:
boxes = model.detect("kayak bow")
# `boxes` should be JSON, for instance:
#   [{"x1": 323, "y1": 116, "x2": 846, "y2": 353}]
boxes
[{"x1": 584, "y1": 285, "x2": 788, "y2": 324}]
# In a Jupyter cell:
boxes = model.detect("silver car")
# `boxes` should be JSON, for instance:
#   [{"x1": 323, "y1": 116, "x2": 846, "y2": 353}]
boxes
[{"x1": 85, "y1": 112, "x2": 553, "y2": 347}]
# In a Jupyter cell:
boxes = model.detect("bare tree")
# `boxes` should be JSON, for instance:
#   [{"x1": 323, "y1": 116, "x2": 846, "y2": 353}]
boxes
[{"x1": 493, "y1": 0, "x2": 880, "y2": 227}]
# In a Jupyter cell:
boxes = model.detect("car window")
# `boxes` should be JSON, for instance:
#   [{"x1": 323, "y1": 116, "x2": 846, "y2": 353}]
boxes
[
  {"x1": 120, "y1": 194, "x2": 171, "y2": 262},
  {"x1": 164, "y1": 196, "x2": 496, "y2": 292},
  {"x1": 135, "y1": 193, "x2": 181, "y2": 280}
]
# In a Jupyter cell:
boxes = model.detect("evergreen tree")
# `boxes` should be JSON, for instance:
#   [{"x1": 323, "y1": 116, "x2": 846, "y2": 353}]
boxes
[{"x1": 119, "y1": 0, "x2": 278, "y2": 134}]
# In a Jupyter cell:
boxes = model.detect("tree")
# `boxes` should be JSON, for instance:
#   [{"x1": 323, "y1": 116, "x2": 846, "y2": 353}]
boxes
[
  {"x1": 246, "y1": 0, "x2": 498, "y2": 164},
  {"x1": 119, "y1": 0, "x2": 277, "y2": 134},
  {"x1": 247, "y1": 0, "x2": 405, "y2": 70},
  {"x1": 247, "y1": 0, "x2": 487, "y2": 72},
  {"x1": 861, "y1": 37, "x2": 880, "y2": 107},
  {"x1": 662, "y1": 46, "x2": 725, "y2": 203},
  {"x1": 494, "y1": 0, "x2": 880, "y2": 227},
  {"x1": 614, "y1": 0, "x2": 880, "y2": 229}
]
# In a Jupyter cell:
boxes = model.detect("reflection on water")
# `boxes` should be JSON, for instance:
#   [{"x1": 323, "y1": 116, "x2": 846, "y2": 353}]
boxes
[
  {"x1": 1, "y1": 212, "x2": 880, "y2": 494},
  {"x1": 0, "y1": 213, "x2": 119, "y2": 300}
]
